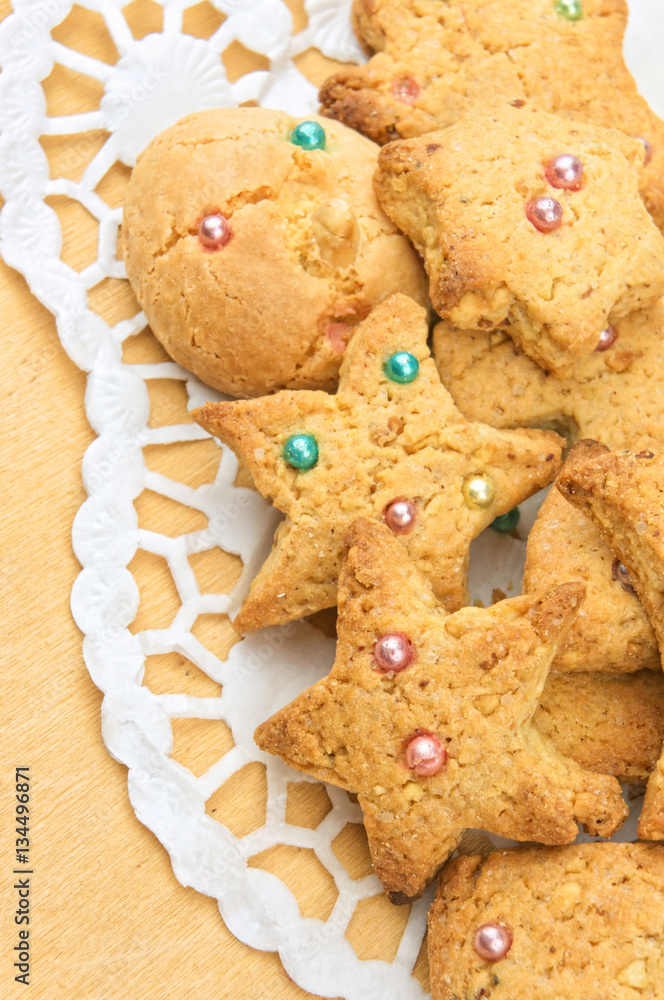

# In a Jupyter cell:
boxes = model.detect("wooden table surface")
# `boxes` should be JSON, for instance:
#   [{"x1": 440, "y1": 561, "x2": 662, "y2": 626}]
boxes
[{"x1": 1, "y1": 2, "x2": 425, "y2": 997}]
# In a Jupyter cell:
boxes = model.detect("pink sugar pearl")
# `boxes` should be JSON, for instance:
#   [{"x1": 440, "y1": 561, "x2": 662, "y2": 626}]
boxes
[
  {"x1": 474, "y1": 924, "x2": 513, "y2": 961},
  {"x1": 404, "y1": 733, "x2": 446, "y2": 776},
  {"x1": 197, "y1": 213, "x2": 231, "y2": 250},
  {"x1": 374, "y1": 634, "x2": 414, "y2": 673}
]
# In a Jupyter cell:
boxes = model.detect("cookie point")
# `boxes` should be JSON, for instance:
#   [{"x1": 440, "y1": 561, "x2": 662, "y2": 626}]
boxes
[
  {"x1": 545, "y1": 154, "x2": 584, "y2": 191},
  {"x1": 594, "y1": 324, "x2": 619, "y2": 352},
  {"x1": 463, "y1": 475, "x2": 495, "y2": 509},
  {"x1": 384, "y1": 352, "x2": 419, "y2": 383},
  {"x1": 383, "y1": 497, "x2": 417, "y2": 534},
  {"x1": 526, "y1": 196, "x2": 563, "y2": 233},
  {"x1": 491, "y1": 506, "x2": 520, "y2": 532},
  {"x1": 374, "y1": 633, "x2": 414, "y2": 672},
  {"x1": 554, "y1": 0, "x2": 583, "y2": 19},
  {"x1": 197, "y1": 212, "x2": 231, "y2": 250},
  {"x1": 405, "y1": 733, "x2": 446, "y2": 776},
  {"x1": 283, "y1": 434, "x2": 318, "y2": 470},
  {"x1": 474, "y1": 924, "x2": 513, "y2": 961},
  {"x1": 290, "y1": 121, "x2": 326, "y2": 151}
]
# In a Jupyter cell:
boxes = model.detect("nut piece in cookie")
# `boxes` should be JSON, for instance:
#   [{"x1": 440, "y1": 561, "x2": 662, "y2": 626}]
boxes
[
  {"x1": 254, "y1": 519, "x2": 627, "y2": 899},
  {"x1": 429, "y1": 843, "x2": 664, "y2": 1000},
  {"x1": 535, "y1": 670, "x2": 664, "y2": 783},
  {"x1": 374, "y1": 101, "x2": 664, "y2": 373},
  {"x1": 524, "y1": 441, "x2": 658, "y2": 672},
  {"x1": 320, "y1": 0, "x2": 664, "y2": 229},
  {"x1": 193, "y1": 294, "x2": 564, "y2": 632},
  {"x1": 557, "y1": 445, "x2": 664, "y2": 839},
  {"x1": 433, "y1": 301, "x2": 664, "y2": 453},
  {"x1": 120, "y1": 107, "x2": 428, "y2": 398}
]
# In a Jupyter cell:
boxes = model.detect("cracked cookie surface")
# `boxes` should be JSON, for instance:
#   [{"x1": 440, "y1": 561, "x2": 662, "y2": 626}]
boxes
[
  {"x1": 429, "y1": 842, "x2": 664, "y2": 1000},
  {"x1": 193, "y1": 294, "x2": 564, "y2": 632},
  {"x1": 320, "y1": 0, "x2": 664, "y2": 229},
  {"x1": 255, "y1": 519, "x2": 627, "y2": 899},
  {"x1": 374, "y1": 101, "x2": 664, "y2": 373},
  {"x1": 120, "y1": 107, "x2": 428, "y2": 397},
  {"x1": 433, "y1": 301, "x2": 664, "y2": 453}
]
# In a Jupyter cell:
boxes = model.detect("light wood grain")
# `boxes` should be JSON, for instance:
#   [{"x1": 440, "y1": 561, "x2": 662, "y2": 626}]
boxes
[{"x1": 0, "y1": 2, "x2": 430, "y2": 996}]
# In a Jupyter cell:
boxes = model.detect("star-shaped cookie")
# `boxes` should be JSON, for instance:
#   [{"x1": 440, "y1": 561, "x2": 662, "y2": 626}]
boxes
[
  {"x1": 557, "y1": 445, "x2": 664, "y2": 840},
  {"x1": 320, "y1": 0, "x2": 664, "y2": 229},
  {"x1": 434, "y1": 301, "x2": 664, "y2": 453},
  {"x1": 524, "y1": 441, "x2": 659, "y2": 673},
  {"x1": 193, "y1": 294, "x2": 563, "y2": 632},
  {"x1": 255, "y1": 519, "x2": 627, "y2": 900},
  {"x1": 374, "y1": 101, "x2": 664, "y2": 373}
]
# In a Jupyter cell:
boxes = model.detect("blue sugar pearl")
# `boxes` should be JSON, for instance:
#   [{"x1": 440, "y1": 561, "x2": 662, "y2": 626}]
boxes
[
  {"x1": 283, "y1": 434, "x2": 319, "y2": 470},
  {"x1": 491, "y1": 507, "x2": 521, "y2": 532},
  {"x1": 290, "y1": 121, "x2": 326, "y2": 151},
  {"x1": 384, "y1": 352, "x2": 419, "y2": 384}
]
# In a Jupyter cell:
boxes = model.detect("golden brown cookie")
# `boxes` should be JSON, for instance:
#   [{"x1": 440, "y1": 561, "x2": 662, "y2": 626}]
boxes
[
  {"x1": 320, "y1": 0, "x2": 664, "y2": 229},
  {"x1": 255, "y1": 519, "x2": 627, "y2": 900},
  {"x1": 429, "y1": 843, "x2": 664, "y2": 1000},
  {"x1": 524, "y1": 441, "x2": 659, "y2": 673},
  {"x1": 193, "y1": 294, "x2": 564, "y2": 632},
  {"x1": 536, "y1": 670, "x2": 664, "y2": 783},
  {"x1": 557, "y1": 445, "x2": 664, "y2": 839},
  {"x1": 373, "y1": 101, "x2": 664, "y2": 373},
  {"x1": 433, "y1": 301, "x2": 664, "y2": 452},
  {"x1": 120, "y1": 107, "x2": 428, "y2": 398}
]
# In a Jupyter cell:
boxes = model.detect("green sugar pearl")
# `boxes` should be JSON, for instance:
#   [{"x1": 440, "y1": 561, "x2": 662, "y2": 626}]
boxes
[
  {"x1": 283, "y1": 434, "x2": 319, "y2": 470},
  {"x1": 384, "y1": 352, "x2": 419, "y2": 384},
  {"x1": 491, "y1": 507, "x2": 521, "y2": 532},
  {"x1": 554, "y1": 0, "x2": 583, "y2": 20},
  {"x1": 290, "y1": 121, "x2": 326, "y2": 151}
]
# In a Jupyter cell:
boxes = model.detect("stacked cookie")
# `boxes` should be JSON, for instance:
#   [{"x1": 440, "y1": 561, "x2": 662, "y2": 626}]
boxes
[{"x1": 120, "y1": 2, "x2": 664, "y2": 994}]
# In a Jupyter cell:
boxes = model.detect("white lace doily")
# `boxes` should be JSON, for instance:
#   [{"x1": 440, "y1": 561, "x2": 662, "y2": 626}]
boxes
[{"x1": 0, "y1": 1, "x2": 661, "y2": 996}]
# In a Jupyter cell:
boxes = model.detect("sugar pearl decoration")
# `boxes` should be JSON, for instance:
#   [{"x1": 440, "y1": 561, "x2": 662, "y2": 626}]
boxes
[
  {"x1": 474, "y1": 924, "x2": 513, "y2": 961},
  {"x1": 391, "y1": 76, "x2": 421, "y2": 105},
  {"x1": 384, "y1": 498, "x2": 417, "y2": 534},
  {"x1": 595, "y1": 324, "x2": 618, "y2": 352},
  {"x1": 526, "y1": 197, "x2": 563, "y2": 233},
  {"x1": 374, "y1": 633, "x2": 414, "y2": 673},
  {"x1": 612, "y1": 558, "x2": 636, "y2": 595},
  {"x1": 290, "y1": 121, "x2": 326, "y2": 150},
  {"x1": 404, "y1": 733, "x2": 446, "y2": 776},
  {"x1": 545, "y1": 154, "x2": 584, "y2": 190},
  {"x1": 197, "y1": 213, "x2": 231, "y2": 250},
  {"x1": 636, "y1": 137, "x2": 653, "y2": 164},
  {"x1": 491, "y1": 506, "x2": 520, "y2": 532},
  {"x1": 463, "y1": 475, "x2": 495, "y2": 509},
  {"x1": 384, "y1": 352, "x2": 419, "y2": 383},
  {"x1": 283, "y1": 434, "x2": 319, "y2": 470},
  {"x1": 554, "y1": 0, "x2": 583, "y2": 19}
]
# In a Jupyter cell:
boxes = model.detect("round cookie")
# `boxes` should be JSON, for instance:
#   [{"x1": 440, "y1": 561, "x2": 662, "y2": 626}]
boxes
[{"x1": 120, "y1": 108, "x2": 428, "y2": 397}]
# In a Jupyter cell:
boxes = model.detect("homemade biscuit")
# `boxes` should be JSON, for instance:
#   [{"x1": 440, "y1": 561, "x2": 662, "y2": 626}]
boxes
[
  {"x1": 194, "y1": 295, "x2": 564, "y2": 632},
  {"x1": 320, "y1": 0, "x2": 664, "y2": 228},
  {"x1": 374, "y1": 101, "x2": 664, "y2": 373},
  {"x1": 255, "y1": 520, "x2": 627, "y2": 900},
  {"x1": 429, "y1": 843, "x2": 664, "y2": 1000},
  {"x1": 121, "y1": 107, "x2": 428, "y2": 397}
]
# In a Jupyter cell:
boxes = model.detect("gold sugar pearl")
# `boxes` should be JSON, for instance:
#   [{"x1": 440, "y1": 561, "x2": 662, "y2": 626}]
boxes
[{"x1": 463, "y1": 475, "x2": 495, "y2": 509}]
